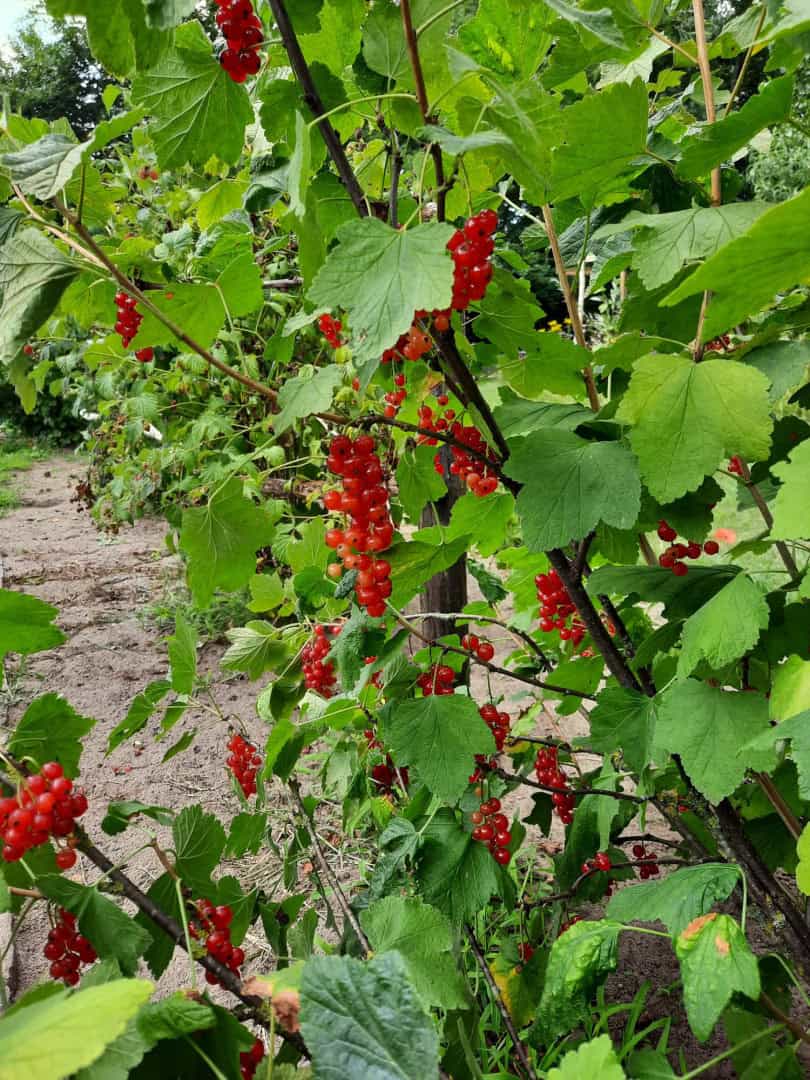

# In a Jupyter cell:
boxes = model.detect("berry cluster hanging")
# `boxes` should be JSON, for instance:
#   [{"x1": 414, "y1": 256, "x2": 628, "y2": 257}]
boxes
[
  {"x1": 114, "y1": 293, "x2": 152, "y2": 362},
  {"x1": 535, "y1": 571, "x2": 585, "y2": 646},
  {"x1": 479, "y1": 703, "x2": 511, "y2": 752},
  {"x1": 302, "y1": 625, "x2": 338, "y2": 697},
  {"x1": 44, "y1": 908, "x2": 97, "y2": 986},
  {"x1": 534, "y1": 746, "x2": 575, "y2": 825},
  {"x1": 461, "y1": 633, "x2": 495, "y2": 662},
  {"x1": 657, "y1": 519, "x2": 719, "y2": 576},
  {"x1": 471, "y1": 797, "x2": 512, "y2": 865},
  {"x1": 417, "y1": 663, "x2": 457, "y2": 696},
  {"x1": 318, "y1": 313, "x2": 343, "y2": 349},
  {"x1": 215, "y1": 0, "x2": 262, "y2": 81},
  {"x1": 191, "y1": 899, "x2": 245, "y2": 986},
  {"x1": 581, "y1": 851, "x2": 612, "y2": 875},
  {"x1": 631, "y1": 842, "x2": 661, "y2": 879},
  {"x1": 240, "y1": 1040, "x2": 266, "y2": 1080},
  {"x1": 1, "y1": 762, "x2": 88, "y2": 865},
  {"x1": 226, "y1": 734, "x2": 262, "y2": 798},
  {"x1": 447, "y1": 209, "x2": 498, "y2": 311},
  {"x1": 418, "y1": 413, "x2": 499, "y2": 497},
  {"x1": 324, "y1": 435, "x2": 393, "y2": 618}
]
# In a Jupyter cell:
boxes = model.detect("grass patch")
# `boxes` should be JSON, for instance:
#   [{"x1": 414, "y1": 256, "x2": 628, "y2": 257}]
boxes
[
  {"x1": 0, "y1": 437, "x2": 46, "y2": 517},
  {"x1": 138, "y1": 580, "x2": 254, "y2": 644}
]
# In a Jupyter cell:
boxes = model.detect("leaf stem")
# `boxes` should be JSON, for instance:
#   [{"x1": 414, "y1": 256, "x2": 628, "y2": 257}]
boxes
[{"x1": 174, "y1": 875, "x2": 198, "y2": 992}]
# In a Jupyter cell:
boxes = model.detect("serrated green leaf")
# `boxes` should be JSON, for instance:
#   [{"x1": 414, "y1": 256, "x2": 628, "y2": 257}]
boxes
[
  {"x1": 274, "y1": 366, "x2": 343, "y2": 435},
  {"x1": 739, "y1": 710, "x2": 810, "y2": 800},
  {"x1": 457, "y1": 0, "x2": 554, "y2": 79},
  {"x1": 221, "y1": 622, "x2": 291, "y2": 681},
  {"x1": 101, "y1": 801, "x2": 173, "y2": 836},
  {"x1": 300, "y1": 952, "x2": 439, "y2": 1080},
  {"x1": 416, "y1": 125, "x2": 511, "y2": 155},
  {"x1": 676, "y1": 913, "x2": 760, "y2": 1041},
  {"x1": 136, "y1": 993, "x2": 215, "y2": 1043},
  {"x1": 107, "y1": 680, "x2": 171, "y2": 752},
  {"x1": 536, "y1": 920, "x2": 621, "y2": 1041},
  {"x1": 386, "y1": 696, "x2": 495, "y2": 804},
  {"x1": 167, "y1": 614, "x2": 196, "y2": 695},
  {"x1": 677, "y1": 573, "x2": 769, "y2": 678},
  {"x1": 225, "y1": 811, "x2": 267, "y2": 858},
  {"x1": 0, "y1": 590, "x2": 65, "y2": 672},
  {"x1": 771, "y1": 438, "x2": 810, "y2": 540},
  {"x1": 586, "y1": 563, "x2": 739, "y2": 619},
  {"x1": 494, "y1": 389, "x2": 591, "y2": 439},
  {"x1": 1, "y1": 134, "x2": 88, "y2": 200},
  {"x1": 505, "y1": 431, "x2": 641, "y2": 550},
  {"x1": 172, "y1": 805, "x2": 226, "y2": 894},
  {"x1": 616, "y1": 354, "x2": 772, "y2": 501},
  {"x1": 130, "y1": 283, "x2": 226, "y2": 352},
  {"x1": 547, "y1": 1035, "x2": 625, "y2": 1080},
  {"x1": 416, "y1": 808, "x2": 502, "y2": 923},
  {"x1": 196, "y1": 179, "x2": 248, "y2": 230},
  {"x1": 606, "y1": 863, "x2": 740, "y2": 935},
  {"x1": 132, "y1": 21, "x2": 252, "y2": 168},
  {"x1": 307, "y1": 219, "x2": 454, "y2": 368},
  {"x1": 387, "y1": 536, "x2": 469, "y2": 607},
  {"x1": 656, "y1": 681, "x2": 776, "y2": 803},
  {"x1": 771, "y1": 656, "x2": 810, "y2": 721},
  {"x1": 744, "y1": 340, "x2": 810, "y2": 403},
  {"x1": 328, "y1": 606, "x2": 385, "y2": 691},
  {"x1": 8, "y1": 693, "x2": 95, "y2": 777},
  {"x1": 543, "y1": 0, "x2": 631, "y2": 46},
  {"x1": 0, "y1": 229, "x2": 79, "y2": 367},
  {"x1": 142, "y1": 0, "x2": 197, "y2": 30},
  {"x1": 586, "y1": 686, "x2": 658, "y2": 774},
  {"x1": 45, "y1": 0, "x2": 169, "y2": 78},
  {"x1": 0, "y1": 979, "x2": 153, "y2": 1080},
  {"x1": 446, "y1": 491, "x2": 514, "y2": 558},
  {"x1": 396, "y1": 445, "x2": 447, "y2": 523},
  {"x1": 360, "y1": 896, "x2": 467, "y2": 1010},
  {"x1": 498, "y1": 334, "x2": 590, "y2": 400},
  {"x1": 73, "y1": 1019, "x2": 147, "y2": 1080},
  {"x1": 179, "y1": 478, "x2": 276, "y2": 607}
]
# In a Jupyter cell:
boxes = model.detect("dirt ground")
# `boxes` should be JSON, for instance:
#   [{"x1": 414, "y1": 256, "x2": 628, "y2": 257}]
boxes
[{"x1": 0, "y1": 454, "x2": 793, "y2": 1076}]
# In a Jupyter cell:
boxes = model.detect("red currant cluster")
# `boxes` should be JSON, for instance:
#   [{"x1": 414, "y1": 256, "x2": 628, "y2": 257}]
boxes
[
  {"x1": 535, "y1": 571, "x2": 585, "y2": 647},
  {"x1": 0, "y1": 763, "x2": 87, "y2": 866},
  {"x1": 114, "y1": 292, "x2": 142, "y2": 348},
  {"x1": 240, "y1": 1039, "x2": 265, "y2": 1080},
  {"x1": 226, "y1": 734, "x2": 261, "y2": 798},
  {"x1": 728, "y1": 455, "x2": 744, "y2": 476},
  {"x1": 447, "y1": 209, "x2": 497, "y2": 311},
  {"x1": 191, "y1": 899, "x2": 245, "y2": 986},
  {"x1": 534, "y1": 747, "x2": 575, "y2": 825},
  {"x1": 382, "y1": 372, "x2": 409, "y2": 419},
  {"x1": 471, "y1": 797, "x2": 512, "y2": 865},
  {"x1": 44, "y1": 908, "x2": 96, "y2": 986},
  {"x1": 417, "y1": 663, "x2": 457, "y2": 696},
  {"x1": 517, "y1": 942, "x2": 534, "y2": 963},
  {"x1": 581, "y1": 851, "x2": 611, "y2": 875},
  {"x1": 461, "y1": 633, "x2": 495, "y2": 662},
  {"x1": 370, "y1": 759, "x2": 409, "y2": 793},
  {"x1": 364, "y1": 654, "x2": 383, "y2": 690},
  {"x1": 318, "y1": 313, "x2": 343, "y2": 349},
  {"x1": 657, "y1": 519, "x2": 719, "y2": 576},
  {"x1": 381, "y1": 322, "x2": 433, "y2": 365},
  {"x1": 137, "y1": 166, "x2": 159, "y2": 181},
  {"x1": 479, "y1": 703, "x2": 511, "y2": 752},
  {"x1": 215, "y1": 0, "x2": 262, "y2": 82},
  {"x1": 302, "y1": 625, "x2": 338, "y2": 697},
  {"x1": 631, "y1": 842, "x2": 661, "y2": 879},
  {"x1": 324, "y1": 435, "x2": 393, "y2": 618},
  {"x1": 705, "y1": 333, "x2": 732, "y2": 353}
]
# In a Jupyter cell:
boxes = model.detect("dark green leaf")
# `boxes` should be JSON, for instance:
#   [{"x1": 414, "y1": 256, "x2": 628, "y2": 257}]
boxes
[
  {"x1": 607, "y1": 863, "x2": 740, "y2": 935},
  {"x1": 9, "y1": 693, "x2": 95, "y2": 777},
  {"x1": 172, "y1": 805, "x2": 226, "y2": 895},
  {"x1": 107, "y1": 680, "x2": 171, "y2": 752}
]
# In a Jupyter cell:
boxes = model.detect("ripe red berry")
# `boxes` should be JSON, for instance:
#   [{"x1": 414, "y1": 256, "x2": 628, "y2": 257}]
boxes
[
  {"x1": 703, "y1": 540, "x2": 719, "y2": 555},
  {"x1": 476, "y1": 641, "x2": 495, "y2": 662},
  {"x1": 56, "y1": 850, "x2": 77, "y2": 871}
]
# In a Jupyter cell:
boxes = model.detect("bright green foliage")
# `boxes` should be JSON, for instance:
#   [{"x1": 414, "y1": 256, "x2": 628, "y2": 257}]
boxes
[
  {"x1": 274, "y1": 366, "x2": 343, "y2": 435},
  {"x1": 1, "y1": 134, "x2": 89, "y2": 201},
  {"x1": 328, "y1": 606, "x2": 385, "y2": 691},
  {"x1": 742, "y1": 710, "x2": 810, "y2": 799},
  {"x1": 745, "y1": 340, "x2": 810, "y2": 402},
  {"x1": 587, "y1": 687, "x2": 658, "y2": 774},
  {"x1": 458, "y1": 0, "x2": 554, "y2": 78},
  {"x1": 387, "y1": 536, "x2": 469, "y2": 607},
  {"x1": 656, "y1": 681, "x2": 775, "y2": 803},
  {"x1": 8, "y1": 694, "x2": 95, "y2": 777},
  {"x1": 396, "y1": 445, "x2": 447, "y2": 522},
  {"x1": 0, "y1": 979, "x2": 153, "y2": 1080},
  {"x1": 537, "y1": 920, "x2": 621, "y2": 1040},
  {"x1": 607, "y1": 864, "x2": 740, "y2": 936},
  {"x1": 677, "y1": 574, "x2": 770, "y2": 677},
  {"x1": 171, "y1": 805, "x2": 226, "y2": 895},
  {"x1": 195, "y1": 180, "x2": 249, "y2": 229},
  {"x1": 107, "y1": 680, "x2": 171, "y2": 752},
  {"x1": 179, "y1": 479, "x2": 277, "y2": 607},
  {"x1": 796, "y1": 824, "x2": 810, "y2": 896},
  {"x1": 675, "y1": 914, "x2": 760, "y2": 1041},
  {"x1": 416, "y1": 809, "x2": 501, "y2": 924},
  {"x1": 307, "y1": 219, "x2": 454, "y2": 368},
  {"x1": 505, "y1": 431, "x2": 641, "y2": 550},
  {"x1": 129, "y1": 284, "x2": 227, "y2": 351},
  {"x1": 771, "y1": 438, "x2": 810, "y2": 539},
  {"x1": 770, "y1": 656, "x2": 810, "y2": 720},
  {"x1": 359, "y1": 896, "x2": 467, "y2": 1009},
  {"x1": 167, "y1": 614, "x2": 196, "y2": 695},
  {"x1": 45, "y1": 0, "x2": 170, "y2": 78},
  {"x1": 386, "y1": 696, "x2": 495, "y2": 805},
  {"x1": 547, "y1": 1035, "x2": 625, "y2": 1079},
  {"x1": 132, "y1": 22, "x2": 253, "y2": 168},
  {"x1": 221, "y1": 622, "x2": 291, "y2": 681},
  {"x1": 0, "y1": 590, "x2": 65, "y2": 672},
  {"x1": 142, "y1": 0, "x2": 198, "y2": 30},
  {"x1": 446, "y1": 491, "x2": 514, "y2": 557},
  {"x1": 617, "y1": 354, "x2": 772, "y2": 501},
  {"x1": 300, "y1": 952, "x2": 439, "y2": 1080}
]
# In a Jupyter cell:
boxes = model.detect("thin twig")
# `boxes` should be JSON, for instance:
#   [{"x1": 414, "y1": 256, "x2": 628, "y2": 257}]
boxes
[
  {"x1": 734, "y1": 458, "x2": 801, "y2": 581},
  {"x1": 400, "y1": 0, "x2": 447, "y2": 220},
  {"x1": 761, "y1": 991, "x2": 810, "y2": 1046},
  {"x1": 493, "y1": 767, "x2": 650, "y2": 804},
  {"x1": 724, "y1": 6, "x2": 767, "y2": 118},
  {"x1": 465, "y1": 924, "x2": 538, "y2": 1080},
  {"x1": 692, "y1": 0, "x2": 721, "y2": 206}
]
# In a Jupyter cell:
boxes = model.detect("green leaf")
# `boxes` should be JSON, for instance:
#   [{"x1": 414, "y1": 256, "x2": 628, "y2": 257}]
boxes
[
  {"x1": 132, "y1": 21, "x2": 253, "y2": 168},
  {"x1": 0, "y1": 229, "x2": 79, "y2": 367},
  {"x1": 387, "y1": 536, "x2": 469, "y2": 608},
  {"x1": 677, "y1": 75, "x2": 795, "y2": 179},
  {"x1": 676, "y1": 913, "x2": 760, "y2": 1042},
  {"x1": 225, "y1": 811, "x2": 267, "y2": 858},
  {"x1": 739, "y1": 710, "x2": 810, "y2": 800},
  {"x1": 505, "y1": 432, "x2": 641, "y2": 550},
  {"x1": 0, "y1": 979, "x2": 153, "y2": 1080},
  {"x1": 274, "y1": 366, "x2": 343, "y2": 435},
  {"x1": 446, "y1": 491, "x2": 514, "y2": 558},
  {"x1": 196, "y1": 179, "x2": 248, "y2": 230},
  {"x1": 664, "y1": 187, "x2": 810, "y2": 341},
  {"x1": 595, "y1": 203, "x2": 768, "y2": 291},
  {"x1": 45, "y1": 0, "x2": 169, "y2": 78},
  {"x1": 328, "y1": 607, "x2": 385, "y2": 691},
  {"x1": 498, "y1": 334, "x2": 591, "y2": 400},
  {"x1": 536, "y1": 920, "x2": 621, "y2": 1041},
  {"x1": 386, "y1": 696, "x2": 495, "y2": 804},
  {"x1": 142, "y1": 0, "x2": 197, "y2": 30},
  {"x1": 130, "y1": 283, "x2": 226, "y2": 352},
  {"x1": 101, "y1": 800, "x2": 173, "y2": 836},
  {"x1": 360, "y1": 896, "x2": 467, "y2": 1010},
  {"x1": 457, "y1": 0, "x2": 554, "y2": 79},
  {"x1": 107, "y1": 680, "x2": 171, "y2": 752},
  {"x1": 416, "y1": 808, "x2": 501, "y2": 923},
  {"x1": 656, "y1": 681, "x2": 776, "y2": 803},
  {"x1": 396, "y1": 445, "x2": 447, "y2": 523},
  {"x1": 549, "y1": 79, "x2": 648, "y2": 205},
  {"x1": 221, "y1": 622, "x2": 291, "y2": 681},
  {"x1": 586, "y1": 686, "x2": 658, "y2": 775},
  {"x1": 179, "y1": 478, "x2": 276, "y2": 608},
  {"x1": 8, "y1": 694, "x2": 95, "y2": 778},
  {"x1": 0, "y1": 590, "x2": 65, "y2": 670},
  {"x1": 415, "y1": 125, "x2": 511, "y2": 155},
  {"x1": 300, "y1": 952, "x2": 439, "y2": 1080},
  {"x1": 547, "y1": 1035, "x2": 625, "y2": 1080},
  {"x1": 288, "y1": 111, "x2": 312, "y2": 219},
  {"x1": 307, "y1": 219, "x2": 454, "y2": 368},
  {"x1": 585, "y1": 563, "x2": 739, "y2": 619},
  {"x1": 36, "y1": 877, "x2": 152, "y2": 975},
  {"x1": 771, "y1": 438, "x2": 810, "y2": 540},
  {"x1": 167, "y1": 614, "x2": 196, "y2": 695},
  {"x1": 542, "y1": 0, "x2": 631, "y2": 46},
  {"x1": 677, "y1": 573, "x2": 769, "y2": 678},
  {"x1": 771, "y1": 656, "x2": 810, "y2": 721},
  {"x1": 744, "y1": 340, "x2": 810, "y2": 403},
  {"x1": 73, "y1": 1019, "x2": 147, "y2": 1080},
  {"x1": 494, "y1": 389, "x2": 591, "y2": 439},
  {"x1": 136, "y1": 993, "x2": 214, "y2": 1043},
  {"x1": 474, "y1": 269, "x2": 544, "y2": 358},
  {"x1": 172, "y1": 805, "x2": 226, "y2": 894},
  {"x1": 606, "y1": 863, "x2": 740, "y2": 935},
  {"x1": 616, "y1": 354, "x2": 772, "y2": 501},
  {"x1": 796, "y1": 824, "x2": 810, "y2": 896},
  {"x1": 1, "y1": 134, "x2": 89, "y2": 201}
]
